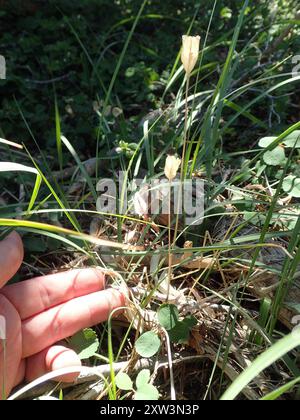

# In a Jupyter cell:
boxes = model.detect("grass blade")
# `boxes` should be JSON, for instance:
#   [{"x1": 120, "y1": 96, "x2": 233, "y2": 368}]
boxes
[{"x1": 220, "y1": 329, "x2": 300, "y2": 400}]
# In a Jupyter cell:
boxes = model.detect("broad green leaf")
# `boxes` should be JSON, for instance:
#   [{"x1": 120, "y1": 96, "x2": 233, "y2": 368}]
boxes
[
  {"x1": 135, "y1": 331, "x2": 161, "y2": 358},
  {"x1": 282, "y1": 131, "x2": 300, "y2": 148},
  {"x1": 135, "y1": 383, "x2": 159, "y2": 400},
  {"x1": 68, "y1": 328, "x2": 99, "y2": 360},
  {"x1": 182, "y1": 315, "x2": 198, "y2": 329},
  {"x1": 167, "y1": 316, "x2": 197, "y2": 344},
  {"x1": 168, "y1": 321, "x2": 190, "y2": 344},
  {"x1": 282, "y1": 176, "x2": 300, "y2": 198},
  {"x1": 263, "y1": 146, "x2": 285, "y2": 166},
  {"x1": 115, "y1": 372, "x2": 133, "y2": 391},
  {"x1": 258, "y1": 137, "x2": 277, "y2": 148},
  {"x1": 157, "y1": 304, "x2": 179, "y2": 331},
  {"x1": 136, "y1": 369, "x2": 151, "y2": 388}
]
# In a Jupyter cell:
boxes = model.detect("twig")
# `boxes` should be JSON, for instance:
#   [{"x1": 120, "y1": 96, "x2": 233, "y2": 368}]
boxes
[{"x1": 16, "y1": 348, "x2": 261, "y2": 400}]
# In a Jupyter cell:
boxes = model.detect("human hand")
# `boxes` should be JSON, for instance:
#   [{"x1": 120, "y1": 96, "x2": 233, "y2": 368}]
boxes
[{"x1": 0, "y1": 232, "x2": 125, "y2": 399}]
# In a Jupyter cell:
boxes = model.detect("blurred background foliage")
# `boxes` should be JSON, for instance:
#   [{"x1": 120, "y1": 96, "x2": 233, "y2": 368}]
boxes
[{"x1": 0, "y1": 0, "x2": 299, "y2": 158}]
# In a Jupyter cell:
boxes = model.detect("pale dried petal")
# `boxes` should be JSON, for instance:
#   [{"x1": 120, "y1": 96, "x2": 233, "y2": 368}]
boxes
[
  {"x1": 133, "y1": 186, "x2": 149, "y2": 216},
  {"x1": 181, "y1": 35, "x2": 200, "y2": 75},
  {"x1": 164, "y1": 155, "x2": 181, "y2": 181}
]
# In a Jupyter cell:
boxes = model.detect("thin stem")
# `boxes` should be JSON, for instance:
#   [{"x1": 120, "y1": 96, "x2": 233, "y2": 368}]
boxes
[
  {"x1": 181, "y1": 74, "x2": 191, "y2": 180},
  {"x1": 167, "y1": 179, "x2": 172, "y2": 302},
  {"x1": 161, "y1": 327, "x2": 176, "y2": 400},
  {"x1": 173, "y1": 74, "x2": 190, "y2": 247}
]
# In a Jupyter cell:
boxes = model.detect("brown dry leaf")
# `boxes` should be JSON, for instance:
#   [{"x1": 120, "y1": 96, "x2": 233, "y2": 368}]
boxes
[{"x1": 189, "y1": 327, "x2": 206, "y2": 355}]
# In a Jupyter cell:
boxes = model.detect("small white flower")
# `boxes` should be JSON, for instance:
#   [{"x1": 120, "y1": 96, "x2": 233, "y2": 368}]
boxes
[
  {"x1": 164, "y1": 155, "x2": 181, "y2": 181},
  {"x1": 181, "y1": 35, "x2": 200, "y2": 75}
]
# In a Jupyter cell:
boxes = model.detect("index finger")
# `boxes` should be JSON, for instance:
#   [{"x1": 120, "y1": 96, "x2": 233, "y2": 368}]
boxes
[
  {"x1": 22, "y1": 288, "x2": 125, "y2": 357},
  {"x1": 2, "y1": 268, "x2": 106, "y2": 320}
]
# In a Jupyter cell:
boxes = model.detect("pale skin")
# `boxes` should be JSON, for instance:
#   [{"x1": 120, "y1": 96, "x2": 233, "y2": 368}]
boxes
[{"x1": 0, "y1": 232, "x2": 125, "y2": 399}]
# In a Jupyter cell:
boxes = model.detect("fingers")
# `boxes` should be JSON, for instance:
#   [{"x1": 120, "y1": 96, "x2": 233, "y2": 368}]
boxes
[
  {"x1": 2, "y1": 268, "x2": 106, "y2": 320},
  {"x1": 26, "y1": 345, "x2": 81, "y2": 383},
  {"x1": 22, "y1": 288, "x2": 125, "y2": 358},
  {"x1": 0, "y1": 232, "x2": 23, "y2": 288},
  {"x1": 0, "y1": 294, "x2": 22, "y2": 399}
]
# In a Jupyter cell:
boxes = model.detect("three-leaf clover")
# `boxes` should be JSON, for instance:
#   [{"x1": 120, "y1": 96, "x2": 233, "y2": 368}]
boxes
[
  {"x1": 157, "y1": 304, "x2": 197, "y2": 344},
  {"x1": 115, "y1": 369, "x2": 159, "y2": 400}
]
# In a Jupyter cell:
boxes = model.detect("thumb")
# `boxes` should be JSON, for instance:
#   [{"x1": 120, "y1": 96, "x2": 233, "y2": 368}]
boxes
[{"x1": 0, "y1": 232, "x2": 24, "y2": 288}]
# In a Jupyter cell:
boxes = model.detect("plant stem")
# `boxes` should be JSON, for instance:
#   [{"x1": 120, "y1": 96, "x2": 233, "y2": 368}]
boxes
[
  {"x1": 168, "y1": 75, "x2": 190, "y2": 300},
  {"x1": 173, "y1": 74, "x2": 190, "y2": 246},
  {"x1": 167, "y1": 179, "x2": 172, "y2": 302},
  {"x1": 181, "y1": 74, "x2": 190, "y2": 181}
]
